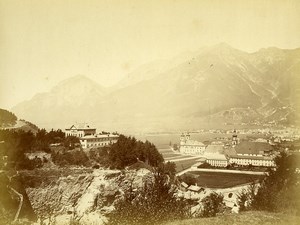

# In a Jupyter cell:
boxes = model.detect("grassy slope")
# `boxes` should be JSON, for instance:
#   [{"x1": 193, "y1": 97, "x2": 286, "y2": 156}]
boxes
[{"x1": 164, "y1": 211, "x2": 300, "y2": 225}]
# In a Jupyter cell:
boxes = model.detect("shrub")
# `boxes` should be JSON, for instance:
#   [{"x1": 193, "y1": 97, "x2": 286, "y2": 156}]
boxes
[
  {"x1": 52, "y1": 150, "x2": 89, "y2": 167},
  {"x1": 180, "y1": 174, "x2": 197, "y2": 186}
]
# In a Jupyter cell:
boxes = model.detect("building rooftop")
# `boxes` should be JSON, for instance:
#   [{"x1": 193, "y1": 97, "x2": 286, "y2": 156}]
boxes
[
  {"x1": 80, "y1": 134, "x2": 119, "y2": 140},
  {"x1": 254, "y1": 138, "x2": 268, "y2": 143},
  {"x1": 235, "y1": 141, "x2": 273, "y2": 155},
  {"x1": 188, "y1": 185, "x2": 202, "y2": 192},
  {"x1": 205, "y1": 144, "x2": 224, "y2": 154},
  {"x1": 183, "y1": 140, "x2": 206, "y2": 146},
  {"x1": 204, "y1": 153, "x2": 228, "y2": 161},
  {"x1": 66, "y1": 123, "x2": 96, "y2": 130},
  {"x1": 181, "y1": 182, "x2": 188, "y2": 188}
]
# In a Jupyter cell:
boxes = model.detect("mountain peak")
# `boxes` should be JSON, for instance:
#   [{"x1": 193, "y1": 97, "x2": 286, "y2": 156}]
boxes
[
  {"x1": 201, "y1": 43, "x2": 244, "y2": 56},
  {"x1": 213, "y1": 42, "x2": 233, "y2": 49},
  {"x1": 58, "y1": 74, "x2": 94, "y2": 84},
  {"x1": 53, "y1": 75, "x2": 103, "y2": 90}
]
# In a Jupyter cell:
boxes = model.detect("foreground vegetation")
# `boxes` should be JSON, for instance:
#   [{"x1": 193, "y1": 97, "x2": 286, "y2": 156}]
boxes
[
  {"x1": 237, "y1": 151, "x2": 300, "y2": 215},
  {"x1": 163, "y1": 211, "x2": 300, "y2": 225},
  {"x1": 1, "y1": 123, "x2": 299, "y2": 225}
]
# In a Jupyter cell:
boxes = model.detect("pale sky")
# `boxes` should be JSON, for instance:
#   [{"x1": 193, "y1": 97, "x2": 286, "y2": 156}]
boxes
[{"x1": 1, "y1": 0, "x2": 300, "y2": 109}]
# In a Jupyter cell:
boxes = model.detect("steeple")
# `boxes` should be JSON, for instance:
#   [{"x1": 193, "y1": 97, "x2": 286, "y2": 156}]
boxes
[
  {"x1": 186, "y1": 132, "x2": 191, "y2": 140},
  {"x1": 232, "y1": 129, "x2": 238, "y2": 146}
]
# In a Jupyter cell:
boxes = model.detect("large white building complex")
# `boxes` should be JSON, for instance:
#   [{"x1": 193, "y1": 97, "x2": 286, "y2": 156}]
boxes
[
  {"x1": 65, "y1": 124, "x2": 119, "y2": 149},
  {"x1": 179, "y1": 131, "x2": 276, "y2": 168}
]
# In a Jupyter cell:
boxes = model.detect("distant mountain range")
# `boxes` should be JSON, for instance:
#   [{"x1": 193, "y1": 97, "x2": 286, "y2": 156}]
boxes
[{"x1": 12, "y1": 43, "x2": 300, "y2": 132}]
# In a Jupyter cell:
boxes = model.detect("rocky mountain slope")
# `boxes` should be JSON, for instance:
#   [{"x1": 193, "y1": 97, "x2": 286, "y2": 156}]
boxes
[{"x1": 12, "y1": 44, "x2": 300, "y2": 131}]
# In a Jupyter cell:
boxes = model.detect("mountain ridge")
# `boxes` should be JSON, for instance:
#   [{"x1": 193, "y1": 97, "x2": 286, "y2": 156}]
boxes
[{"x1": 11, "y1": 44, "x2": 300, "y2": 131}]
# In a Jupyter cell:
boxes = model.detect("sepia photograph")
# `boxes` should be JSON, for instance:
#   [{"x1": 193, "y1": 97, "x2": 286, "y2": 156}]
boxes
[{"x1": 0, "y1": 0, "x2": 299, "y2": 224}]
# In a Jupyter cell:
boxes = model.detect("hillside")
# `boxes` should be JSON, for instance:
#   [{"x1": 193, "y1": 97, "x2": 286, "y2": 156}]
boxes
[
  {"x1": 0, "y1": 108, "x2": 17, "y2": 127},
  {"x1": 163, "y1": 211, "x2": 300, "y2": 225},
  {"x1": 0, "y1": 109, "x2": 39, "y2": 133},
  {"x1": 12, "y1": 44, "x2": 300, "y2": 131}
]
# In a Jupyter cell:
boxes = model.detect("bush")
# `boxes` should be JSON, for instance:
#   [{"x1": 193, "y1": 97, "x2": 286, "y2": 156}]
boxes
[
  {"x1": 180, "y1": 174, "x2": 197, "y2": 186},
  {"x1": 52, "y1": 150, "x2": 89, "y2": 167}
]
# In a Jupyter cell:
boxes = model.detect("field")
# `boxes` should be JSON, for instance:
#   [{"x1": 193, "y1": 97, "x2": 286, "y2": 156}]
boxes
[
  {"x1": 158, "y1": 147, "x2": 201, "y2": 172},
  {"x1": 182, "y1": 171, "x2": 263, "y2": 188},
  {"x1": 173, "y1": 159, "x2": 201, "y2": 172}
]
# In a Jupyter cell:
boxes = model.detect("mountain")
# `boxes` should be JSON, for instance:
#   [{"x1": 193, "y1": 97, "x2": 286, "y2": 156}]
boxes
[
  {"x1": 12, "y1": 75, "x2": 107, "y2": 128},
  {"x1": 12, "y1": 44, "x2": 300, "y2": 131}
]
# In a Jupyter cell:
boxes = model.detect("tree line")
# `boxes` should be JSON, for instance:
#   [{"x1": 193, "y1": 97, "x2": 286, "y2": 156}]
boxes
[{"x1": 0, "y1": 129, "x2": 79, "y2": 169}]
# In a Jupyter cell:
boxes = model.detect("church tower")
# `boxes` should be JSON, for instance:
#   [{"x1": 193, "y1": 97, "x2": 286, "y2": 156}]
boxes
[
  {"x1": 186, "y1": 132, "x2": 191, "y2": 141},
  {"x1": 232, "y1": 129, "x2": 238, "y2": 146},
  {"x1": 180, "y1": 133, "x2": 186, "y2": 144}
]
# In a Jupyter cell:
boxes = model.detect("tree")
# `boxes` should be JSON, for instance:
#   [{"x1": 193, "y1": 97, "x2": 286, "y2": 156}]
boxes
[
  {"x1": 242, "y1": 152, "x2": 300, "y2": 214},
  {"x1": 63, "y1": 136, "x2": 80, "y2": 150},
  {"x1": 108, "y1": 135, "x2": 163, "y2": 169},
  {"x1": 237, "y1": 182, "x2": 256, "y2": 211},
  {"x1": 199, "y1": 192, "x2": 225, "y2": 217}
]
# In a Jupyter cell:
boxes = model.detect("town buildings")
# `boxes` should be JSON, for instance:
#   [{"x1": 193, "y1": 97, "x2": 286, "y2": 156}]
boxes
[{"x1": 179, "y1": 131, "x2": 275, "y2": 168}]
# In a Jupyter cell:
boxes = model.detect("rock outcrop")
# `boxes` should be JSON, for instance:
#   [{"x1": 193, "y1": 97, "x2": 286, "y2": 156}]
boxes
[{"x1": 23, "y1": 168, "x2": 152, "y2": 224}]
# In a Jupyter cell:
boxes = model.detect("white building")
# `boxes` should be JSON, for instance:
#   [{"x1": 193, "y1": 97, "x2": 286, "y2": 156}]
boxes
[
  {"x1": 229, "y1": 141, "x2": 275, "y2": 167},
  {"x1": 205, "y1": 153, "x2": 229, "y2": 167},
  {"x1": 65, "y1": 123, "x2": 96, "y2": 138},
  {"x1": 229, "y1": 156, "x2": 275, "y2": 167},
  {"x1": 179, "y1": 133, "x2": 206, "y2": 155},
  {"x1": 80, "y1": 134, "x2": 119, "y2": 149}
]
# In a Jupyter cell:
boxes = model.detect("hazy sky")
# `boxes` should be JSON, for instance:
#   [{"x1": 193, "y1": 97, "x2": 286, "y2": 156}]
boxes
[{"x1": 1, "y1": 0, "x2": 300, "y2": 109}]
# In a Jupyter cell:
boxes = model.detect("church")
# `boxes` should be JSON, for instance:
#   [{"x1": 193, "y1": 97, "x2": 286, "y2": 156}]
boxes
[{"x1": 179, "y1": 133, "x2": 206, "y2": 155}]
